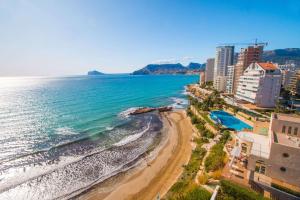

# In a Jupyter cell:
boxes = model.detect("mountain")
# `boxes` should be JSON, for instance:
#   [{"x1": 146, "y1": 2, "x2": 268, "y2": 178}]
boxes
[
  {"x1": 262, "y1": 48, "x2": 300, "y2": 65},
  {"x1": 186, "y1": 62, "x2": 204, "y2": 70},
  {"x1": 87, "y1": 70, "x2": 105, "y2": 75},
  {"x1": 132, "y1": 62, "x2": 205, "y2": 75}
]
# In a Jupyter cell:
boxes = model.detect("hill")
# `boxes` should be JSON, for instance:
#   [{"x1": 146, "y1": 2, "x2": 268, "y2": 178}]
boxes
[
  {"x1": 87, "y1": 70, "x2": 105, "y2": 75},
  {"x1": 262, "y1": 48, "x2": 300, "y2": 65},
  {"x1": 132, "y1": 62, "x2": 205, "y2": 75}
]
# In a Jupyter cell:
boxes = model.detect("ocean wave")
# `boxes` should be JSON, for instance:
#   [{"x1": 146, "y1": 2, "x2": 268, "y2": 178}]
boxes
[
  {"x1": 118, "y1": 107, "x2": 142, "y2": 119},
  {"x1": 170, "y1": 97, "x2": 188, "y2": 109},
  {"x1": 105, "y1": 126, "x2": 114, "y2": 131},
  {"x1": 55, "y1": 127, "x2": 78, "y2": 136},
  {"x1": 0, "y1": 120, "x2": 159, "y2": 200},
  {"x1": 113, "y1": 117, "x2": 152, "y2": 146}
]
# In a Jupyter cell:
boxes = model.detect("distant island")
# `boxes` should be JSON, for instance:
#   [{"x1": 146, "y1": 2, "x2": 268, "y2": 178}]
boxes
[
  {"x1": 132, "y1": 62, "x2": 205, "y2": 75},
  {"x1": 87, "y1": 70, "x2": 105, "y2": 75}
]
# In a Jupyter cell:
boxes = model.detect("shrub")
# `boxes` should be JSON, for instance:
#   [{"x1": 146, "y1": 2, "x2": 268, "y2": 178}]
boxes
[
  {"x1": 198, "y1": 173, "x2": 209, "y2": 185},
  {"x1": 211, "y1": 169, "x2": 222, "y2": 180},
  {"x1": 181, "y1": 186, "x2": 211, "y2": 200},
  {"x1": 191, "y1": 116, "x2": 201, "y2": 124},
  {"x1": 205, "y1": 143, "x2": 226, "y2": 172},
  {"x1": 217, "y1": 180, "x2": 267, "y2": 200},
  {"x1": 220, "y1": 131, "x2": 231, "y2": 144}
]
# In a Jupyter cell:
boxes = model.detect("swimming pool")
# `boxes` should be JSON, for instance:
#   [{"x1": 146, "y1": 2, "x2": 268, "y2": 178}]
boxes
[{"x1": 210, "y1": 110, "x2": 252, "y2": 131}]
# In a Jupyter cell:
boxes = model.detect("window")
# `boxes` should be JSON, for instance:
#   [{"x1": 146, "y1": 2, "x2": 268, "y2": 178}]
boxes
[
  {"x1": 294, "y1": 128, "x2": 298, "y2": 136},
  {"x1": 255, "y1": 160, "x2": 266, "y2": 175},
  {"x1": 288, "y1": 127, "x2": 292, "y2": 135},
  {"x1": 282, "y1": 126, "x2": 286, "y2": 133},
  {"x1": 280, "y1": 167, "x2": 286, "y2": 172},
  {"x1": 260, "y1": 166, "x2": 266, "y2": 174},
  {"x1": 241, "y1": 143, "x2": 247, "y2": 153},
  {"x1": 282, "y1": 153, "x2": 289, "y2": 158}
]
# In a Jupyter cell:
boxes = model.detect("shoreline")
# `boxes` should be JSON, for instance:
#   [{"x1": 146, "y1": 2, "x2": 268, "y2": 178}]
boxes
[{"x1": 78, "y1": 109, "x2": 193, "y2": 200}]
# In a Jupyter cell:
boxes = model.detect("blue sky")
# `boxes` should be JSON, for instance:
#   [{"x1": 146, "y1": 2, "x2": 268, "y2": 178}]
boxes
[{"x1": 0, "y1": 0, "x2": 300, "y2": 76}]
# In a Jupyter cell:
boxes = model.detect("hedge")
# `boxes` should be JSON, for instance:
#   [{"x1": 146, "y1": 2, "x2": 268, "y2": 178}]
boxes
[
  {"x1": 217, "y1": 180, "x2": 268, "y2": 200},
  {"x1": 271, "y1": 183, "x2": 300, "y2": 197}
]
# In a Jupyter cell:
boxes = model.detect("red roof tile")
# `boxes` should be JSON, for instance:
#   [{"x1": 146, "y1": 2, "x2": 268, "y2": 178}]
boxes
[{"x1": 257, "y1": 62, "x2": 278, "y2": 70}]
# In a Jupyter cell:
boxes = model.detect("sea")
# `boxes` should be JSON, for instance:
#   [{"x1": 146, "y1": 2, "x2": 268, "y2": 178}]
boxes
[{"x1": 0, "y1": 74, "x2": 198, "y2": 199}]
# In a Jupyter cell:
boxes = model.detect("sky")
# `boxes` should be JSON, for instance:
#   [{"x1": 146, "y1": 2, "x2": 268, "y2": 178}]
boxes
[{"x1": 0, "y1": 0, "x2": 300, "y2": 76}]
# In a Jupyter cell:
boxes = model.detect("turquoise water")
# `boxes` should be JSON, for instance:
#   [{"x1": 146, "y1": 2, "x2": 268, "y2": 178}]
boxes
[
  {"x1": 210, "y1": 110, "x2": 252, "y2": 131},
  {"x1": 0, "y1": 74, "x2": 198, "y2": 199}
]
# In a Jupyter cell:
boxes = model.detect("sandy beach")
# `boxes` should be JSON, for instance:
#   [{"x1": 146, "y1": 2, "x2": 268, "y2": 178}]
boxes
[{"x1": 79, "y1": 110, "x2": 193, "y2": 200}]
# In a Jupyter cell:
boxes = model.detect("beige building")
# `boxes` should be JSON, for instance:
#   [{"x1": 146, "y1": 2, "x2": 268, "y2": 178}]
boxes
[
  {"x1": 288, "y1": 70, "x2": 300, "y2": 96},
  {"x1": 230, "y1": 113, "x2": 300, "y2": 199},
  {"x1": 199, "y1": 71, "x2": 205, "y2": 85},
  {"x1": 281, "y1": 70, "x2": 295, "y2": 90},
  {"x1": 214, "y1": 75, "x2": 227, "y2": 92},
  {"x1": 205, "y1": 58, "x2": 215, "y2": 83},
  {"x1": 226, "y1": 65, "x2": 235, "y2": 94}
]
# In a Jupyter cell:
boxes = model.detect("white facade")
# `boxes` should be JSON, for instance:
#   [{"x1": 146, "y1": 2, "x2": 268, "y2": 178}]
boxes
[
  {"x1": 213, "y1": 46, "x2": 234, "y2": 91},
  {"x1": 226, "y1": 65, "x2": 235, "y2": 94},
  {"x1": 235, "y1": 63, "x2": 281, "y2": 108},
  {"x1": 205, "y1": 58, "x2": 215, "y2": 82}
]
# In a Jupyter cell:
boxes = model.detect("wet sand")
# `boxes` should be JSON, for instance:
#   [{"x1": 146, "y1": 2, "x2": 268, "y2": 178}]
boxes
[{"x1": 79, "y1": 110, "x2": 193, "y2": 200}]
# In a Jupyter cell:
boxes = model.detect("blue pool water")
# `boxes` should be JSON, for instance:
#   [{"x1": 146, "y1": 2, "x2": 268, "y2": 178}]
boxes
[{"x1": 210, "y1": 110, "x2": 252, "y2": 131}]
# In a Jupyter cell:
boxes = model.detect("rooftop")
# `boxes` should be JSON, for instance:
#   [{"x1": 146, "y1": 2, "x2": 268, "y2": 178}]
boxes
[
  {"x1": 237, "y1": 131, "x2": 270, "y2": 158},
  {"x1": 273, "y1": 113, "x2": 300, "y2": 123},
  {"x1": 257, "y1": 62, "x2": 278, "y2": 70},
  {"x1": 273, "y1": 132, "x2": 300, "y2": 148}
]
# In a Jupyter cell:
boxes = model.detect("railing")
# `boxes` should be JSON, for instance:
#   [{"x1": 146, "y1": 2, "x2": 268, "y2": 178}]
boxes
[{"x1": 251, "y1": 177, "x2": 300, "y2": 200}]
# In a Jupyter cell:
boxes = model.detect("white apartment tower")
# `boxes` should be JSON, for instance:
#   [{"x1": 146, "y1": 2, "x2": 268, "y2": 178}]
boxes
[
  {"x1": 213, "y1": 46, "x2": 234, "y2": 91},
  {"x1": 235, "y1": 62, "x2": 281, "y2": 108}
]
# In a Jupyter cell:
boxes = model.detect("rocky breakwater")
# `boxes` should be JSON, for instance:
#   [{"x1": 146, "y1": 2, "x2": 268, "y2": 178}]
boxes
[{"x1": 129, "y1": 106, "x2": 173, "y2": 115}]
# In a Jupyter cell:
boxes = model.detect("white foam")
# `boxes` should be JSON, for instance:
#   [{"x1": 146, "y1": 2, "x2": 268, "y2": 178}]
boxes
[
  {"x1": 0, "y1": 155, "x2": 83, "y2": 193},
  {"x1": 118, "y1": 107, "x2": 142, "y2": 119},
  {"x1": 55, "y1": 127, "x2": 78, "y2": 135},
  {"x1": 113, "y1": 118, "x2": 152, "y2": 147},
  {"x1": 105, "y1": 126, "x2": 114, "y2": 131},
  {"x1": 170, "y1": 97, "x2": 188, "y2": 109}
]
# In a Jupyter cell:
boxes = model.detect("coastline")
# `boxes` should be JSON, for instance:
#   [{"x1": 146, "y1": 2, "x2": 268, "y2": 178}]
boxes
[{"x1": 78, "y1": 109, "x2": 193, "y2": 200}]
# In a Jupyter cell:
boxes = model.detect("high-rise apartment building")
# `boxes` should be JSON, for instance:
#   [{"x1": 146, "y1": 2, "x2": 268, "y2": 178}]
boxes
[
  {"x1": 199, "y1": 71, "x2": 205, "y2": 85},
  {"x1": 235, "y1": 62, "x2": 281, "y2": 108},
  {"x1": 213, "y1": 46, "x2": 234, "y2": 91},
  {"x1": 233, "y1": 45, "x2": 264, "y2": 94},
  {"x1": 288, "y1": 70, "x2": 300, "y2": 96},
  {"x1": 226, "y1": 65, "x2": 235, "y2": 94},
  {"x1": 281, "y1": 70, "x2": 295, "y2": 90},
  {"x1": 205, "y1": 58, "x2": 215, "y2": 83}
]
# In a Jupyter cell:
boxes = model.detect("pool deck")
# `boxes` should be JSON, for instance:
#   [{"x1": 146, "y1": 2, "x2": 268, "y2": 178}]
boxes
[{"x1": 223, "y1": 108, "x2": 254, "y2": 127}]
